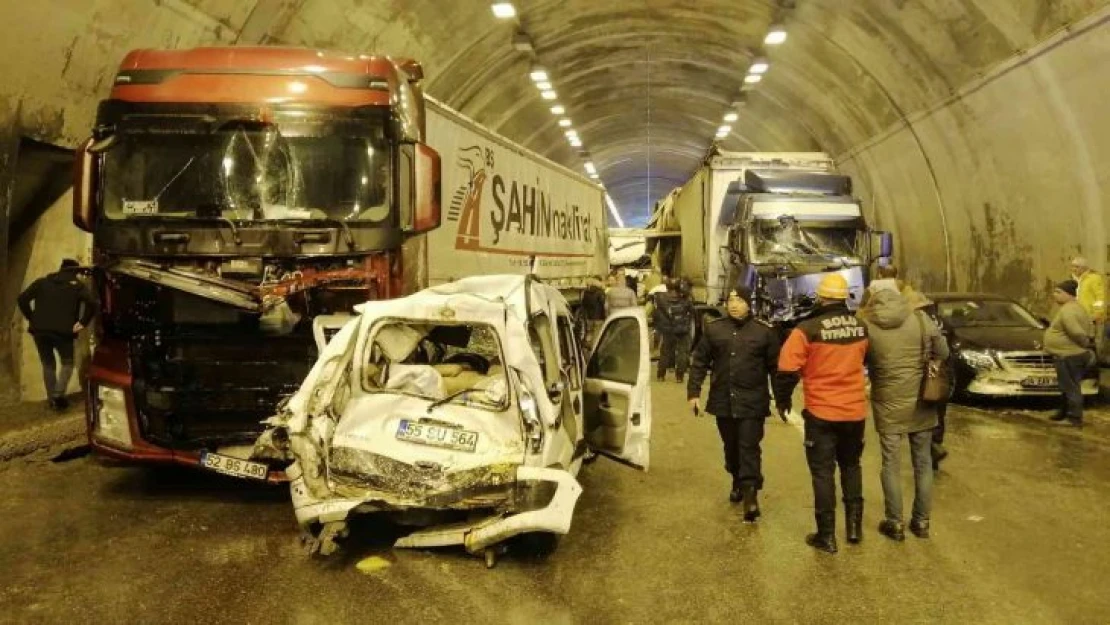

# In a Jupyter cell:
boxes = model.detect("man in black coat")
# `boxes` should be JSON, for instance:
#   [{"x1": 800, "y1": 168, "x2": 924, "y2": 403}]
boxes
[
  {"x1": 654, "y1": 279, "x2": 695, "y2": 382},
  {"x1": 687, "y1": 288, "x2": 787, "y2": 522},
  {"x1": 17, "y1": 259, "x2": 97, "y2": 410}
]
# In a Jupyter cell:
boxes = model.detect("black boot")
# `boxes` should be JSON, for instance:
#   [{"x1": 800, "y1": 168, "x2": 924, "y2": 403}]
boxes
[
  {"x1": 909, "y1": 519, "x2": 930, "y2": 539},
  {"x1": 729, "y1": 476, "x2": 742, "y2": 503},
  {"x1": 805, "y1": 512, "x2": 837, "y2": 553},
  {"x1": 742, "y1": 487, "x2": 761, "y2": 523},
  {"x1": 878, "y1": 519, "x2": 906, "y2": 542},
  {"x1": 846, "y1": 502, "x2": 863, "y2": 544}
]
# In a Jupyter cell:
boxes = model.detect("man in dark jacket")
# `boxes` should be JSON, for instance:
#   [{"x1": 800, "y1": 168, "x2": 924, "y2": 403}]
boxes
[
  {"x1": 688, "y1": 288, "x2": 785, "y2": 522},
  {"x1": 17, "y1": 259, "x2": 97, "y2": 410},
  {"x1": 655, "y1": 279, "x2": 695, "y2": 382},
  {"x1": 580, "y1": 275, "x2": 607, "y2": 346},
  {"x1": 776, "y1": 274, "x2": 869, "y2": 553}
]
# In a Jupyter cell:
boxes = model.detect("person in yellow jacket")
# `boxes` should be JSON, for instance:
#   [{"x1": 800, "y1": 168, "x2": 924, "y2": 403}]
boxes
[{"x1": 1071, "y1": 256, "x2": 1106, "y2": 360}]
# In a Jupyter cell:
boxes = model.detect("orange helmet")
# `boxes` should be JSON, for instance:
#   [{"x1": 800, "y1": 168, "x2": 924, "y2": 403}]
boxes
[{"x1": 816, "y1": 273, "x2": 850, "y2": 300}]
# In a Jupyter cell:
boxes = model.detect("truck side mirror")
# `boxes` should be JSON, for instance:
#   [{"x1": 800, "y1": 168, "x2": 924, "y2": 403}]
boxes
[
  {"x1": 73, "y1": 137, "x2": 99, "y2": 232},
  {"x1": 399, "y1": 143, "x2": 441, "y2": 234},
  {"x1": 870, "y1": 231, "x2": 893, "y2": 261}
]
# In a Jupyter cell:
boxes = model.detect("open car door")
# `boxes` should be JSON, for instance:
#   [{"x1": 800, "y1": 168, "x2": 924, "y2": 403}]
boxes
[{"x1": 583, "y1": 308, "x2": 651, "y2": 470}]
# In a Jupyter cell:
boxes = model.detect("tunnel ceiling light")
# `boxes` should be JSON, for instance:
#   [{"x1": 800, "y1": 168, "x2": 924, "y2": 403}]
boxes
[
  {"x1": 744, "y1": 74, "x2": 763, "y2": 84},
  {"x1": 718, "y1": 125, "x2": 732, "y2": 133},
  {"x1": 541, "y1": 89, "x2": 558, "y2": 100},
  {"x1": 724, "y1": 112, "x2": 739, "y2": 122},
  {"x1": 569, "y1": 138, "x2": 582, "y2": 147},
  {"x1": 536, "y1": 81, "x2": 553, "y2": 90},
  {"x1": 749, "y1": 59, "x2": 770, "y2": 74},
  {"x1": 589, "y1": 173, "x2": 600, "y2": 180},
  {"x1": 530, "y1": 66, "x2": 549, "y2": 82},
  {"x1": 605, "y1": 193, "x2": 625, "y2": 227},
  {"x1": 584, "y1": 162, "x2": 597, "y2": 174},
  {"x1": 559, "y1": 118, "x2": 573, "y2": 127},
  {"x1": 765, "y1": 26, "x2": 788, "y2": 45},
  {"x1": 550, "y1": 104, "x2": 565, "y2": 115},
  {"x1": 491, "y1": 2, "x2": 517, "y2": 19}
]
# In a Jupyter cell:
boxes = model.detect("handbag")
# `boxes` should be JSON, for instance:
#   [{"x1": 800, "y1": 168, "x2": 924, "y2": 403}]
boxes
[{"x1": 914, "y1": 312, "x2": 951, "y2": 403}]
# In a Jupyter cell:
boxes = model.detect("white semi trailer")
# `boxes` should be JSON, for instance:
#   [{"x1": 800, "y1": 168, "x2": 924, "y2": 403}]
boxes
[{"x1": 415, "y1": 97, "x2": 610, "y2": 302}]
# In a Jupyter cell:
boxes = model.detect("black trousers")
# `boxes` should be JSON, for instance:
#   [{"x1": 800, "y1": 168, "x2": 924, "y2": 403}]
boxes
[
  {"x1": 803, "y1": 411, "x2": 865, "y2": 518},
  {"x1": 715, "y1": 417, "x2": 766, "y2": 490},
  {"x1": 658, "y1": 332, "x2": 691, "y2": 378},
  {"x1": 1054, "y1": 353, "x2": 1088, "y2": 422},
  {"x1": 933, "y1": 401, "x2": 947, "y2": 445},
  {"x1": 32, "y1": 333, "x2": 76, "y2": 399}
]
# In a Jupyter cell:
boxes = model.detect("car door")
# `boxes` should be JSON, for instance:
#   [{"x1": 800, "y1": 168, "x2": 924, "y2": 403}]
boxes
[{"x1": 583, "y1": 307, "x2": 651, "y2": 470}]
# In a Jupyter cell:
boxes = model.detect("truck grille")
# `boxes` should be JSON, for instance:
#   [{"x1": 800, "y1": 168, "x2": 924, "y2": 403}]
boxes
[{"x1": 998, "y1": 351, "x2": 1054, "y2": 372}]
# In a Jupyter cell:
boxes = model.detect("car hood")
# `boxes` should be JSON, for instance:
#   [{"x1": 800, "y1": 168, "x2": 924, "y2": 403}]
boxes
[{"x1": 952, "y1": 326, "x2": 1046, "y2": 351}]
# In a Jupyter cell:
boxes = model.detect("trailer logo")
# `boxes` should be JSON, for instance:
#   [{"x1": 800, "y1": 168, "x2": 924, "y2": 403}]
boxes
[{"x1": 448, "y1": 145, "x2": 593, "y2": 257}]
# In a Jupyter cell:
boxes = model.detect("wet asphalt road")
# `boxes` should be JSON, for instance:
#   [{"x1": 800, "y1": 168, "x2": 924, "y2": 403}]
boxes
[{"x1": 2, "y1": 381, "x2": 1109, "y2": 624}]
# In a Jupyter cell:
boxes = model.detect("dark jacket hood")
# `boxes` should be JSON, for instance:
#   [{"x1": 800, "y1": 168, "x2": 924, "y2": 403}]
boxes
[{"x1": 867, "y1": 289, "x2": 911, "y2": 329}]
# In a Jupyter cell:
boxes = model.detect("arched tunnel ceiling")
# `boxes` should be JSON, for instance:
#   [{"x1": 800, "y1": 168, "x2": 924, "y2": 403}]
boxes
[{"x1": 2, "y1": 0, "x2": 1106, "y2": 226}]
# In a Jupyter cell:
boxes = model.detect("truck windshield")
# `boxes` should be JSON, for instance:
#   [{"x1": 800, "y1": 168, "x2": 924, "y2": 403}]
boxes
[
  {"x1": 101, "y1": 120, "x2": 391, "y2": 223},
  {"x1": 749, "y1": 216, "x2": 864, "y2": 265}
]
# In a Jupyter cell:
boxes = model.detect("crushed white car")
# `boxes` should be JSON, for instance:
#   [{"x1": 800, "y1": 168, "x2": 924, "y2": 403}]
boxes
[{"x1": 255, "y1": 275, "x2": 651, "y2": 565}]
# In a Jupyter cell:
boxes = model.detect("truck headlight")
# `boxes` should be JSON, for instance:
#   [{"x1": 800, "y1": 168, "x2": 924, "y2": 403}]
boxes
[
  {"x1": 519, "y1": 393, "x2": 544, "y2": 454},
  {"x1": 94, "y1": 385, "x2": 132, "y2": 449},
  {"x1": 959, "y1": 349, "x2": 998, "y2": 371}
]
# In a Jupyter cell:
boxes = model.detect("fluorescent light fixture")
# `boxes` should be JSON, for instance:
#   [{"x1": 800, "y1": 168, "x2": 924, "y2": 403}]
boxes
[
  {"x1": 605, "y1": 193, "x2": 625, "y2": 227},
  {"x1": 724, "y1": 112, "x2": 739, "y2": 122},
  {"x1": 559, "y1": 119, "x2": 572, "y2": 127},
  {"x1": 530, "y1": 67, "x2": 549, "y2": 82},
  {"x1": 491, "y1": 3, "x2": 516, "y2": 19},
  {"x1": 744, "y1": 74, "x2": 763, "y2": 84},
  {"x1": 765, "y1": 26, "x2": 788, "y2": 45},
  {"x1": 565, "y1": 130, "x2": 578, "y2": 138},
  {"x1": 749, "y1": 59, "x2": 769, "y2": 74},
  {"x1": 718, "y1": 125, "x2": 732, "y2": 133},
  {"x1": 569, "y1": 138, "x2": 582, "y2": 147},
  {"x1": 536, "y1": 81, "x2": 553, "y2": 90},
  {"x1": 589, "y1": 173, "x2": 600, "y2": 180},
  {"x1": 541, "y1": 89, "x2": 557, "y2": 100},
  {"x1": 584, "y1": 162, "x2": 597, "y2": 174},
  {"x1": 550, "y1": 104, "x2": 565, "y2": 115}
]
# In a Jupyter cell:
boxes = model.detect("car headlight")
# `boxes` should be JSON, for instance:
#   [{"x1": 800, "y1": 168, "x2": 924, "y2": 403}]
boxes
[
  {"x1": 94, "y1": 385, "x2": 133, "y2": 449},
  {"x1": 519, "y1": 392, "x2": 544, "y2": 454},
  {"x1": 959, "y1": 349, "x2": 998, "y2": 371}
]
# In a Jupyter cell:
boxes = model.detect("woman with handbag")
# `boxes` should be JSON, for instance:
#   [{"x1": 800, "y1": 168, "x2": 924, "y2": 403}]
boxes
[{"x1": 859, "y1": 288, "x2": 950, "y2": 541}]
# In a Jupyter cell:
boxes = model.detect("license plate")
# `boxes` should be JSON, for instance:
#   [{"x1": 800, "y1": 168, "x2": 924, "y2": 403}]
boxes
[
  {"x1": 396, "y1": 419, "x2": 479, "y2": 453},
  {"x1": 199, "y1": 452, "x2": 269, "y2": 480},
  {"x1": 1022, "y1": 376, "x2": 1057, "y2": 388}
]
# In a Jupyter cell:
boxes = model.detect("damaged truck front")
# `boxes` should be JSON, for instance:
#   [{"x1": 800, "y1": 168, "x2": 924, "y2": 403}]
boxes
[{"x1": 73, "y1": 47, "x2": 442, "y2": 479}]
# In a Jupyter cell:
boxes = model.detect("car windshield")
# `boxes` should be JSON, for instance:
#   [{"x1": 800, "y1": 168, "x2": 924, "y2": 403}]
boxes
[
  {"x1": 361, "y1": 321, "x2": 508, "y2": 411},
  {"x1": 937, "y1": 300, "x2": 1041, "y2": 328},
  {"x1": 102, "y1": 118, "x2": 391, "y2": 223},
  {"x1": 748, "y1": 216, "x2": 864, "y2": 265}
]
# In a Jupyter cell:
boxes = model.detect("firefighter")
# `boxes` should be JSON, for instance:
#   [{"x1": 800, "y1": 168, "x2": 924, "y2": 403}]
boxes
[
  {"x1": 775, "y1": 273, "x2": 869, "y2": 553},
  {"x1": 655, "y1": 278, "x2": 695, "y2": 382},
  {"x1": 688, "y1": 288, "x2": 786, "y2": 522}
]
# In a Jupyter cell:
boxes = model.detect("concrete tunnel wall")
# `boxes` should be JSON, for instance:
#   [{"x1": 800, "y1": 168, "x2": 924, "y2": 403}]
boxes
[{"x1": 1, "y1": 0, "x2": 1108, "y2": 391}]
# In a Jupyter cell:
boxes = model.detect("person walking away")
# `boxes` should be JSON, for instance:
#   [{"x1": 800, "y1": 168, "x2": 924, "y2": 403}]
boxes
[
  {"x1": 688, "y1": 288, "x2": 785, "y2": 522},
  {"x1": 1071, "y1": 257, "x2": 1106, "y2": 362},
  {"x1": 1045, "y1": 280, "x2": 1094, "y2": 427},
  {"x1": 606, "y1": 272, "x2": 639, "y2": 313},
  {"x1": 656, "y1": 280, "x2": 695, "y2": 382},
  {"x1": 17, "y1": 259, "x2": 98, "y2": 410},
  {"x1": 580, "y1": 276, "x2": 607, "y2": 347},
  {"x1": 775, "y1": 274, "x2": 869, "y2": 553},
  {"x1": 860, "y1": 289, "x2": 949, "y2": 541},
  {"x1": 645, "y1": 276, "x2": 669, "y2": 357}
]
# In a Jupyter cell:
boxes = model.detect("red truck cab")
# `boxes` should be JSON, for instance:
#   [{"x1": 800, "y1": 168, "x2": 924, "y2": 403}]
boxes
[{"x1": 73, "y1": 47, "x2": 441, "y2": 480}]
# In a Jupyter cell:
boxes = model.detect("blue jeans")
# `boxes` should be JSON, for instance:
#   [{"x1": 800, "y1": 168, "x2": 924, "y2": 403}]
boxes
[
  {"x1": 32, "y1": 334, "x2": 75, "y2": 400},
  {"x1": 1054, "y1": 353, "x2": 1088, "y2": 422},
  {"x1": 879, "y1": 430, "x2": 934, "y2": 524}
]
